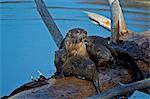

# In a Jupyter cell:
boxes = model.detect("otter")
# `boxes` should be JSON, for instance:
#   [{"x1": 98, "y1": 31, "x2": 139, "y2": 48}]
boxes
[
  {"x1": 54, "y1": 28, "x2": 90, "y2": 76},
  {"x1": 62, "y1": 56, "x2": 100, "y2": 93},
  {"x1": 63, "y1": 28, "x2": 89, "y2": 57},
  {"x1": 54, "y1": 28, "x2": 101, "y2": 93},
  {"x1": 85, "y1": 36, "x2": 114, "y2": 67},
  {"x1": 85, "y1": 36, "x2": 144, "y2": 81}
]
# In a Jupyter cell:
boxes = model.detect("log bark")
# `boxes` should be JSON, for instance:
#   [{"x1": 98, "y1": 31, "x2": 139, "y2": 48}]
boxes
[
  {"x1": 35, "y1": 0, "x2": 64, "y2": 48},
  {"x1": 5, "y1": 66, "x2": 150, "y2": 99}
]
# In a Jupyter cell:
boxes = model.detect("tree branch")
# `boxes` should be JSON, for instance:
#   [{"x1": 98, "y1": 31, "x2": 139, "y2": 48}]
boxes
[
  {"x1": 88, "y1": 78, "x2": 150, "y2": 99},
  {"x1": 108, "y1": 0, "x2": 127, "y2": 34},
  {"x1": 34, "y1": 0, "x2": 64, "y2": 48},
  {"x1": 85, "y1": 0, "x2": 128, "y2": 42},
  {"x1": 84, "y1": 11, "x2": 111, "y2": 31}
]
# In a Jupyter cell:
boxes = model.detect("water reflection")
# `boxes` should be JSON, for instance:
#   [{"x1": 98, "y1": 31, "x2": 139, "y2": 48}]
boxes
[
  {"x1": 1, "y1": 0, "x2": 150, "y2": 97},
  {"x1": 0, "y1": 0, "x2": 33, "y2": 4}
]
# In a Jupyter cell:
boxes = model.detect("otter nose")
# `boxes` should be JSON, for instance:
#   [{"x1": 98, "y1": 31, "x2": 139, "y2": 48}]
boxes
[{"x1": 109, "y1": 55, "x2": 114, "y2": 62}]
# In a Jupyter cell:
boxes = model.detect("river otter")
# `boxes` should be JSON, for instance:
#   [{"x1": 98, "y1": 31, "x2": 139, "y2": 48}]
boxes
[
  {"x1": 85, "y1": 36, "x2": 144, "y2": 81},
  {"x1": 54, "y1": 28, "x2": 101, "y2": 93},
  {"x1": 85, "y1": 36, "x2": 114, "y2": 68},
  {"x1": 62, "y1": 55, "x2": 100, "y2": 93},
  {"x1": 54, "y1": 28, "x2": 89, "y2": 76}
]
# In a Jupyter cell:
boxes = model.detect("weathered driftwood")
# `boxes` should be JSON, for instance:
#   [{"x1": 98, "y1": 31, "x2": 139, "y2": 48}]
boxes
[
  {"x1": 4, "y1": 0, "x2": 150, "y2": 99},
  {"x1": 35, "y1": 0, "x2": 63, "y2": 48},
  {"x1": 85, "y1": 11, "x2": 150, "y2": 44},
  {"x1": 84, "y1": 1, "x2": 149, "y2": 43},
  {"x1": 108, "y1": 0, "x2": 127, "y2": 43},
  {"x1": 88, "y1": 78, "x2": 150, "y2": 99},
  {"x1": 84, "y1": 11, "x2": 111, "y2": 30}
]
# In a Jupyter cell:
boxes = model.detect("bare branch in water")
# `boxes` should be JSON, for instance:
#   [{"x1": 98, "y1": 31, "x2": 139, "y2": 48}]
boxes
[
  {"x1": 35, "y1": 0, "x2": 64, "y2": 48},
  {"x1": 85, "y1": 0, "x2": 128, "y2": 43}
]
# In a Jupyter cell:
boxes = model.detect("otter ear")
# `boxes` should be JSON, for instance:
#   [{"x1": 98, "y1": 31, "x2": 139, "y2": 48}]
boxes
[{"x1": 84, "y1": 31, "x2": 87, "y2": 35}]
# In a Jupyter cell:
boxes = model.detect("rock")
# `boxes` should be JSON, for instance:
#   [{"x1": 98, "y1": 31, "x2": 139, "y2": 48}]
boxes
[{"x1": 129, "y1": 90, "x2": 150, "y2": 99}]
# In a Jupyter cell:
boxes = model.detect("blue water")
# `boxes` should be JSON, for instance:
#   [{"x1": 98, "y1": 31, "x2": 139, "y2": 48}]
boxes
[{"x1": 0, "y1": 0, "x2": 149, "y2": 97}]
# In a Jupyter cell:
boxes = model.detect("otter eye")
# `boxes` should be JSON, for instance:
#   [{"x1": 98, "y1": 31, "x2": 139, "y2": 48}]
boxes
[
  {"x1": 90, "y1": 44, "x2": 94, "y2": 47},
  {"x1": 85, "y1": 32, "x2": 87, "y2": 35},
  {"x1": 97, "y1": 49, "x2": 101, "y2": 52}
]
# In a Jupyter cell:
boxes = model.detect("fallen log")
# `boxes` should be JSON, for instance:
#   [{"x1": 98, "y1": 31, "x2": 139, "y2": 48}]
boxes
[
  {"x1": 84, "y1": 12, "x2": 150, "y2": 45},
  {"x1": 4, "y1": 66, "x2": 150, "y2": 99},
  {"x1": 6, "y1": 77, "x2": 96, "y2": 99}
]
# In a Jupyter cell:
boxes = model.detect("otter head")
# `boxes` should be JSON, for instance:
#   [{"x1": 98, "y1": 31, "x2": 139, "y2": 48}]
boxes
[
  {"x1": 86, "y1": 43, "x2": 114, "y2": 66},
  {"x1": 64, "y1": 28, "x2": 88, "y2": 56},
  {"x1": 66, "y1": 28, "x2": 88, "y2": 44}
]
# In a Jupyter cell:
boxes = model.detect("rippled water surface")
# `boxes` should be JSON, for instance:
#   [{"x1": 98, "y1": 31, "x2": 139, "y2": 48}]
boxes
[{"x1": 1, "y1": 0, "x2": 150, "y2": 96}]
